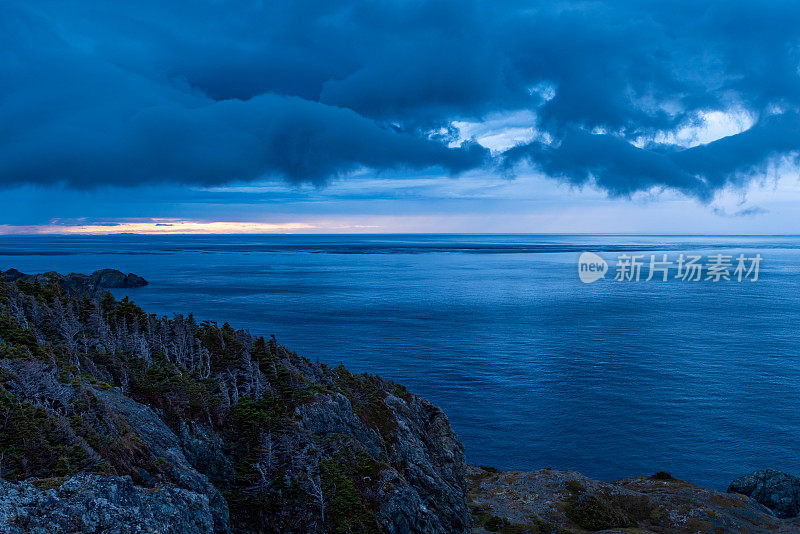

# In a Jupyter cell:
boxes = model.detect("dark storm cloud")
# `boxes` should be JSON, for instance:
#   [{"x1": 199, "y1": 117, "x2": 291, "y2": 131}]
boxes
[
  {"x1": 503, "y1": 130, "x2": 707, "y2": 199},
  {"x1": 2, "y1": 0, "x2": 800, "y2": 196},
  {"x1": 504, "y1": 110, "x2": 800, "y2": 200}
]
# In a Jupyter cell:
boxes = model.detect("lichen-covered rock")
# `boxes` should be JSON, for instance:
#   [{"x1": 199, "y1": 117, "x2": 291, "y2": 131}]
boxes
[
  {"x1": 729, "y1": 469, "x2": 800, "y2": 519},
  {"x1": 91, "y1": 387, "x2": 231, "y2": 532},
  {"x1": 468, "y1": 466, "x2": 800, "y2": 533},
  {"x1": 0, "y1": 474, "x2": 214, "y2": 533}
]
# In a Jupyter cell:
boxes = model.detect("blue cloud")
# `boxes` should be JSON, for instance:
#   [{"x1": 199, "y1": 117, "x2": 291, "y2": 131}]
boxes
[{"x1": 2, "y1": 0, "x2": 800, "y2": 198}]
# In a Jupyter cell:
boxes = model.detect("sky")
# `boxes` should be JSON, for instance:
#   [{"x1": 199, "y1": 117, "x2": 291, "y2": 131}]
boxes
[{"x1": 2, "y1": 0, "x2": 800, "y2": 234}]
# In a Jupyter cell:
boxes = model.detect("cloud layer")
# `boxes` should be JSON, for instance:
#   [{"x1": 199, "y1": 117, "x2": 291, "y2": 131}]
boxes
[{"x1": 2, "y1": 1, "x2": 800, "y2": 197}]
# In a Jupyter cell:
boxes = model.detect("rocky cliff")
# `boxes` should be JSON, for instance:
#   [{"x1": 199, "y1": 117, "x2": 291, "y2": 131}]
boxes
[{"x1": 0, "y1": 270, "x2": 467, "y2": 533}]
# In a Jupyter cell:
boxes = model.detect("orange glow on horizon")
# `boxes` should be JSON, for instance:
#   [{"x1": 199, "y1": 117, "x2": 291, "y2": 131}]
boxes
[{"x1": 0, "y1": 220, "x2": 330, "y2": 235}]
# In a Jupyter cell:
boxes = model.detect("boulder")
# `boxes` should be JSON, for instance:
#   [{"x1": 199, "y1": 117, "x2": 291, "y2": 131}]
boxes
[{"x1": 728, "y1": 469, "x2": 800, "y2": 518}]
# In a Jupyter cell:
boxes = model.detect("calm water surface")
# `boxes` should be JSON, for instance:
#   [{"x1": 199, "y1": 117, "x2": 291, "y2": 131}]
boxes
[{"x1": 1, "y1": 234, "x2": 798, "y2": 489}]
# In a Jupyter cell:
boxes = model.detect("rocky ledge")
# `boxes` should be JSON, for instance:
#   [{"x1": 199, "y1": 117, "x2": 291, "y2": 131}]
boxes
[{"x1": 468, "y1": 466, "x2": 800, "y2": 533}]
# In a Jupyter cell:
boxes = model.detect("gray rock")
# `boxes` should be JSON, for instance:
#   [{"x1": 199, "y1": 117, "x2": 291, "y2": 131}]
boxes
[
  {"x1": 91, "y1": 388, "x2": 231, "y2": 532},
  {"x1": 0, "y1": 268, "x2": 148, "y2": 295},
  {"x1": 90, "y1": 268, "x2": 148, "y2": 289},
  {"x1": 179, "y1": 420, "x2": 235, "y2": 484},
  {"x1": 295, "y1": 390, "x2": 470, "y2": 533},
  {"x1": 470, "y1": 466, "x2": 796, "y2": 533},
  {"x1": 380, "y1": 394, "x2": 470, "y2": 533},
  {"x1": 728, "y1": 469, "x2": 800, "y2": 518},
  {"x1": 0, "y1": 474, "x2": 214, "y2": 533},
  {"x1": 296, "y1": 393, "x2": 384, "y2": 457}
]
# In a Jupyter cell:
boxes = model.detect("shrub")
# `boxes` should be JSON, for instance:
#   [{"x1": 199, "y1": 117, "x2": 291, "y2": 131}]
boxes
[
  {"x1": 651, "y1": 471, "x2": 674, "y2": 480},
  {"x1": 565, "y1": 494, "x2": 635, "y2": 531}
]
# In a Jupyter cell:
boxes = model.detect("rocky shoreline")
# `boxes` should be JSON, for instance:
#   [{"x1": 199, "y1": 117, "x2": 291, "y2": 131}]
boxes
[
  {"x1": 0, "y1": 269, "x2": 797, "y2": 533},
  {"x1": 468, "y1": 466, "x2": 800, "y2": 533},
  {"x1": 3, "y1": 466, "x2": 798, "y2": 533}
]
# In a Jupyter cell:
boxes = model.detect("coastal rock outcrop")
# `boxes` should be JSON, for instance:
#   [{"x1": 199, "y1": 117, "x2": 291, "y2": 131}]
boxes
[
  {"x1": 0, "y1": 270, "x2": 467, "y2": 533},
  {"x1": 468, "y1": 466, "x2": 800, "y2": 533},
  {"x1": 1, "y1": 268, "x2": 147, "y2": 295},
  {"x1": 729, "y1": 469, "x2": 800, "y2": 519},
  {"x1": 0, "y1": 474, "x2": 215, "y2": 534}
]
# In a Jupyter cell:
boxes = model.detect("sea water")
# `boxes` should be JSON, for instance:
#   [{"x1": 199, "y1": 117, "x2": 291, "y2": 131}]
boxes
[{"x1": 1, "y1": 234, "x2": 798, "y2": 489}]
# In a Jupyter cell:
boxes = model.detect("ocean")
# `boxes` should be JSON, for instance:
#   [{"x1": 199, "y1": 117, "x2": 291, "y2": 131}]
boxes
[{"x1": 1, "y1": 234, "x2": 798, "y2": 489}]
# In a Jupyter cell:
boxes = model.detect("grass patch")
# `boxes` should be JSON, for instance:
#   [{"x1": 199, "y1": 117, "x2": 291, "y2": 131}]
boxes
[
  {"x1": 470, "y1": 504, "x2": 570, "y2": 534},
  {"x1": 563, "y1": 480, "x2": 639, "y2": 531},
  {"x1": 30, "y1": 476, "x2": 69, "y2": 491}
]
